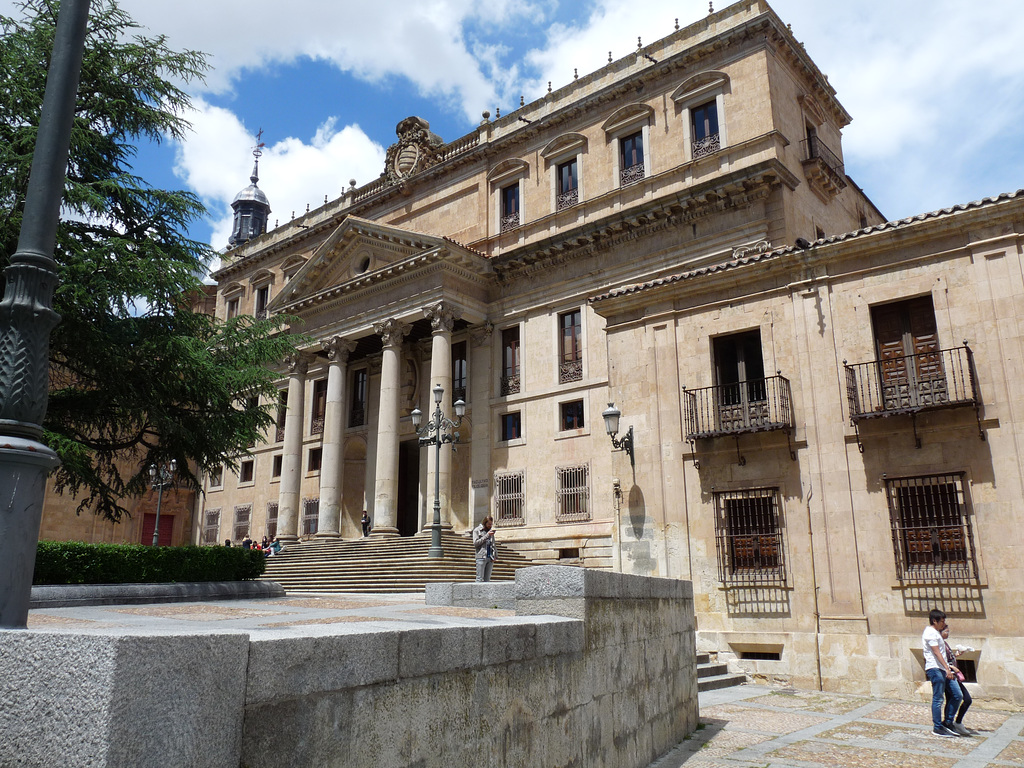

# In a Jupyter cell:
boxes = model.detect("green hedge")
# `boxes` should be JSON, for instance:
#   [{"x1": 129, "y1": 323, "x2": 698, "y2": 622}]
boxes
[{"x1": 33, "y1": 541, "x2": 267, "y2": 585}]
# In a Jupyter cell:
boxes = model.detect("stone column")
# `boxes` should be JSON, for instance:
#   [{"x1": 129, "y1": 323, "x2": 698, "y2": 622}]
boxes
[
  {"x1": 316, "y1": 337, "x2": 356, "y2": 539},
  {"x1": 276, "y1": 353, "x2": 309, "y2": 543},
  {"x1": 424, "y1": 302, "x2": 459, "y2": 531},
  {"x1": 468, "y1": 322, "x2": 494, "y2": 531},
  {"x1": 371, "y1": 319, "x2": 409, "y2": 535}
]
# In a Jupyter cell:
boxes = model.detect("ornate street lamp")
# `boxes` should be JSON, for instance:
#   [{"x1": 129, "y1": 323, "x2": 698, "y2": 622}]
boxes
[
  {"x1": 411, "y1": 384, "x2": 466, "y2": 558},
  {"x1": 148, "y1": 460, "x2": 177, "y2": 547},
  {"x1": 602, "y1": 402, "x2": 635, "y2": 466}
]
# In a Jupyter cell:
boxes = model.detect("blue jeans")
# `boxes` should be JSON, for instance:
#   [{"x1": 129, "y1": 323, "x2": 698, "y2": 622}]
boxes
[
  {"x1": 949, "y1": 678, "x2": 972, "y2": 723},
  {"x1": 927, "y1": 668, "x2": 962, "y2": 728}
]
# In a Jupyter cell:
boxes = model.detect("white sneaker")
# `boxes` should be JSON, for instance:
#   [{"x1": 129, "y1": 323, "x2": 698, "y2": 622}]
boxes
[{"x1": 951, "y1": 723, "x2": 971, "y2": 737}]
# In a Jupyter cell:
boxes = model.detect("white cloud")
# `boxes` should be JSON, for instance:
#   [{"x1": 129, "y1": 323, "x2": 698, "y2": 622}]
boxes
[{"x1": 174, "y1": 100, "x2": 385, "y2": 252}]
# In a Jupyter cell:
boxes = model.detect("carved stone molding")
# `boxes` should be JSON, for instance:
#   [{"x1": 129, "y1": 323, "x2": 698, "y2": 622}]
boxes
[
  {"x1": 470, "y1": 321, "x2": 494, "y2": 347},
  {"x1": 383, "y1": 117, "x2": 445, "y2": 186},
  {"x1": 284, "y1": 352, "x2": 311, "y2": 376},
  {"x1": 374, "y1": 318, "x2": 411, "y2": 348},
  {"x1": 323, "y1": 336, "x2": 357, "y2": 363},
  {"x1": 423, "y1": 301, "x2": 460, "y2": 334}
]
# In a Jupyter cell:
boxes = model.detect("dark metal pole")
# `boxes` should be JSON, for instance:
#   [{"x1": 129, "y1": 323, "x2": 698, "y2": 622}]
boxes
[
  {"x1": 0, "y1": 0, "x2": 92, "y2": 628},
  {"x1": 428, "y1": 403, "x2": 444, "y2": 558},
  {"x1": 152, "y1": 482, "x2": 165, "y2": 547}
]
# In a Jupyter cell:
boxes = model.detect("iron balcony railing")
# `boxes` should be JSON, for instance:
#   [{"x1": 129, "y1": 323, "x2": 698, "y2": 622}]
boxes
[
  {"x1": 844, "y1": 345, "x2": 978, "y2": 421},
  {"x1": 683, "y1": 374, "x2": 793, "y2": 439},
  {"x1": 801, "y1": 136, "x2": 844, "y2": 178}
]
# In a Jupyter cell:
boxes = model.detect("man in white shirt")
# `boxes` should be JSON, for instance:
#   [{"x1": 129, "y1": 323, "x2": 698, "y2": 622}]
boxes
[{"x1": 923, "y1": 608, "x2": 963, "y2": 737}]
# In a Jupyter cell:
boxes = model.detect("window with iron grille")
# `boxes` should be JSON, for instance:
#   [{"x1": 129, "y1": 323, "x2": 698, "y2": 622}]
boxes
[
  {"x1": 266, "y1": 502, "x2": 279, "y2": 539},
  {"x1": 556, "y1": 158, "x2": 578, "y2": 209},
  {"x1": 494, "y1": 469, "x2": 526, "y2": 526},
  {"x1": 692, "y1": 100, "x2": 720, "y2": 158},
  {"x1": 619, "y1": 130, "x2": 645, "y2": 185},
  {"x1": 311, "y1": 378, "x2": 327, "y2": 435},
  {"x1": 233, "y1": 504, "x2": 252, "y2": 541},
  {"x1": 254, "y1": 285, "x2": 270, "y2": 319},
  {"x1": 500, "y1": 183, "x2": 520, "y2": 232},
  {"x1": 556, "y1": 463, "x2": 591, "y2": 522},
  {"x1": 884, "y1": 473, "x2": 978, "y2": 584},
  {"x1": 301, "y1": 497, "x2": 320, "y2": 536},
  {"x1": 350, "y1": 369, "x2": 367, "y2": 427},
  {"x1": 713, "y1": 488, "x2": 786, "y2": 585},
  {"x1": 203, "y1": 508, "x2": 221, "y2": 544},
  {"x1": 559, "y1": 309, "x2": 582, "y2": 383},
  {"x1": 501, "y1": 326, "x2": 521, "y2": 395}
]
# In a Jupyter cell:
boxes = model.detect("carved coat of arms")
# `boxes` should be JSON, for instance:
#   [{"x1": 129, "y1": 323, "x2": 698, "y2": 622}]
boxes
[{"x1": 383, "y1": 116, "x2": 445, "y2": 185}]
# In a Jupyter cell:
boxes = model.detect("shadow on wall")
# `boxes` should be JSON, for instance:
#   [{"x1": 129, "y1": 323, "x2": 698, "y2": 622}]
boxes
[{"x1": 621, "y1": 484, "x2": 659, "y2": 575}]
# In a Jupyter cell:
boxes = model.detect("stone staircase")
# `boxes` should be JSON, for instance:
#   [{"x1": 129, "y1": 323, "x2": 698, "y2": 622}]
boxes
[
  {"x1": 697, "y1": 652, "x2": 747, "y2": 692},
  {"x1": 261, "y1": 530, "x2": 534, "y2": 593}
]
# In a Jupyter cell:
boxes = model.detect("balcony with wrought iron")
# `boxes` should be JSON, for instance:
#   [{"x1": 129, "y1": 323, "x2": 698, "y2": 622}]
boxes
[
  {"x1": 683, "y1": 375, "x2": 794, "y2": 467},
  {"x1": 619, "y1": 162, "x2": 645, "y2": 187},
  {"x1": 500, "y1": 373, "x2": 520, "y2": 396},
  {"x1": 800, "y1": 135, "x2": 847, "y2": 199},
  {"x1": 559, "y1": 358, "x2": 582, "y2": 384},
  {"x1": 844, "y1": 343, "x2": 983, "y2": 448},
  {"x1": 556, "y1": 188, "x2": 578, "y2": 210},
  {"x1": 692, "y1": 133, "x2": 720, "y2": 160},
  {"x1": 500, "y1": 211, "x2": 520, "y2": 233}
]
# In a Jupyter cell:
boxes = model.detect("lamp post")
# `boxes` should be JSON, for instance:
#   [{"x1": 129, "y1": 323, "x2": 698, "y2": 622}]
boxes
[
  {"x1": 411, "y1": 384, "x2": 466, "y2": 558},
  {"x1": 148, "y1": 460, "x2": 177, "y2": 547},
  {"x1": 602, "y1": 402, "x2": 635, "y2": 466}
]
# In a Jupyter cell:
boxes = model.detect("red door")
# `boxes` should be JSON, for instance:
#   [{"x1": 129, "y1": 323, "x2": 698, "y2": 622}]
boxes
[{"x1": 142, "y1": 514, "x2": 174, "y2": 546}]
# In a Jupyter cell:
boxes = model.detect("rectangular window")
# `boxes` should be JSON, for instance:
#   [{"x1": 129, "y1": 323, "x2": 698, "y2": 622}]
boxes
[
  {"x1": 560, "y1": 400, "x2": 585, "y2": 431},
  {"x1": 275, "y1": 389, "x2": 287, "y2": 442},
  {"x1": 239, "y1": 459, "x2": 255, "y2": 484},
  {"x1": 311, "y1": 378, "x2": 328, "y2": 434},
  {"x1": 226, "y1": 297, "x2": 240, "y2": 319},
  {"x1": 272, "y1": 454, "x2": 282, "y2": 478},
  {"x1": 885, "y1": 473, "x2": 977, "y2": 584},
  {"x1": 559, "y1": 309, "x2": 582, "y2": 384},
  {"x1": 501, "y1": 327, "x2": 521, "y2": 396},
  {"x1": 203, "y1": 508, "x2": 221, "y2": 545},
  {"x1": 350, "y1": 369, "x2": 367, "y2": 427},
  {"x1": 620, "y1": 130, "x2": 645, "y2": 185},
  {"x1": 871, "y1": 296, "x2": 946, "y2": 411},
  {"x1": 308, "y1": 447, "x2": 322, "y2": 473},
  {"x1": 452, "y1": 340, "x2": 468, "y2": 404},
  {"x1": 557, "y1": 158, "x2": 578, "y2": 209},
  {"x1": 494, "y1": 469, "x2": 526, "y2": 526},
  {"x1": 254, "y1": 285, "x2": 269, "y2": 318},
  {"x1": 233, "y1": 504, "x2": 252, "y2": 541},
  {"x1": 556, "y1": 463, "x2": 591, "y2": 522},
  {"x1": 692, "y1": 100, "x2": 720, "y2": 158},
  {"x1": 266, "y1": 502, "x2": 279, "y2": 540},
  {"x1": 501, "y1": 183, "x2": 520, "y2": 232},
  {"x1": 301, "y1": 498, "x2": 319, "y2": 536},
  {"x1": 713, "y1": 488, "x2": 786, "y2": 585},
  {"x1": 500, "y1": 412, "x2": 522, "y2": 441},
  {"x1": 208, "y1": 465, "x2": 223, "y2": 489}
]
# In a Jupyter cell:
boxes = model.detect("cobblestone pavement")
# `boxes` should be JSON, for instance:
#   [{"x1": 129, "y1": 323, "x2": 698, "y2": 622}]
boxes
[{"x1": 652, "y1": 684, "x2": 1024, "y2": 768}]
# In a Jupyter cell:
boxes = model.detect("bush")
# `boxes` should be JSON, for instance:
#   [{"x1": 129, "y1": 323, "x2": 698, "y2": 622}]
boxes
[{"x1": 33, "y1": 541, "x2": 267, "y2": 585}]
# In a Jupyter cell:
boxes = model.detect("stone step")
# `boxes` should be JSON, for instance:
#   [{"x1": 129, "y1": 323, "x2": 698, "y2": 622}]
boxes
[
  {"x1": 697, "y1": 662, "x2": 729, "y2": 678},
  {"x1": 697, "y1": 672, "x2": 748, "y2": 692},
  {"x1": 261, "y1": 530, "x2": 534, "y2": 593}
]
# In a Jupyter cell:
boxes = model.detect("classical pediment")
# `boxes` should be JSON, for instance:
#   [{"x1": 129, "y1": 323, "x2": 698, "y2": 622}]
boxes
[{"x1": 267, "y1": 216, "x2": 483, "y2": 312}]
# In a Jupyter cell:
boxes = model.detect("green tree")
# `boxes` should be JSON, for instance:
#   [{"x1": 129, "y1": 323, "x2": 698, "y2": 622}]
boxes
[{"x1": 0, "y1": 0, "x2": 300, "y2": 522}]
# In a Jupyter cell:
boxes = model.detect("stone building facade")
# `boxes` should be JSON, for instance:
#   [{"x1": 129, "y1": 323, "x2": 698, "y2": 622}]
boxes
[{"x1": 203, "y1": 0, "x2": 1024, "y2": 704}]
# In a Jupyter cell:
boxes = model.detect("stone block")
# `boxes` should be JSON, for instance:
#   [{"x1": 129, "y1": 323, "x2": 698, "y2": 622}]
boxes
[
  {"x1": 0, "y1": 631, "x2": 248, "y2": 768},
  {"x1": 398, "y1": 625, "x2": 483, "y2": 678},
  {"x1": 482, "y1": 621, "x2": 536, "y2": 665},
  {"x1": 424, "y1": 581, "x2": 453, "y2": 606},
  {"x1": 246, "y1": 628, "x2": 400, "y2": 704}
]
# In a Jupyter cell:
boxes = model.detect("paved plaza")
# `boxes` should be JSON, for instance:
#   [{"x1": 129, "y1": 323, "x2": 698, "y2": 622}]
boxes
[{"x1": 27, "y1": 593, "x2": 1024, "y2": 768}]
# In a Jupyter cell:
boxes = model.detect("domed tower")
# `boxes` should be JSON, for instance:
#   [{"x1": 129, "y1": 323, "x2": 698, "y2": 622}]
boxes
[{"x1": 228, "y1": 134, "x2": 271, "y2": 246}]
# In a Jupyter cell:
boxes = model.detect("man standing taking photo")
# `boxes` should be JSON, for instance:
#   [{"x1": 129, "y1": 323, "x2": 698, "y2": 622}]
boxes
[{"x1": 923, "y1": 608, "x2": 963, "y2": 738}]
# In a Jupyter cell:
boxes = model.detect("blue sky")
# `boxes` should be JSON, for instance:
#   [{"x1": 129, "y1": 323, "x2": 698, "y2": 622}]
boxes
[{"x1": 4, "y1": 0, "x2": 1024, "y2": 255}]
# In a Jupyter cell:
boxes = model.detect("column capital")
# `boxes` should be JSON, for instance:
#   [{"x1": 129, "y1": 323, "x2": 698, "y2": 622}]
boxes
[
  {"x1": 374, "y1": 318, "x2": 411, "y2": 348},
  {"x1": 323, "y1": 336, "x2": 357, "y2": 363},
  {"x1": 284, "y1": 352, "x2": 312, "y2": 375},
  {"x1": 470, "y1": 320, "x2": 494, "y2": 347},
  {"x1": 423, "y1": 301, "x2": 460, "y2": 334}
]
